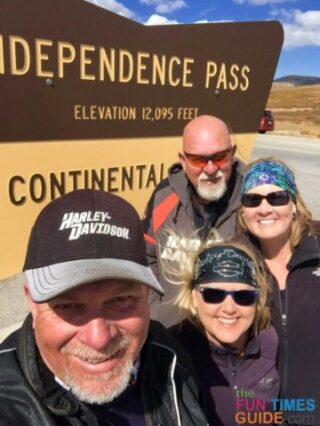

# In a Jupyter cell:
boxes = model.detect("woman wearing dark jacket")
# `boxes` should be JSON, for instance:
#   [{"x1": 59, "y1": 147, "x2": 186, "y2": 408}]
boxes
[
  {"x1": 238, "y1": 158, "x2": 320, "y2": 426},
  {"x1": 165, "y1": 240, "x2": 280, "y2": 425}
]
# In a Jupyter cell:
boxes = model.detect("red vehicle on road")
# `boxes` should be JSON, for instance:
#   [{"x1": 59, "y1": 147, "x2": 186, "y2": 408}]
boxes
[{"x1": 259, "y1": 110, "x2": 274, "y2": 134}]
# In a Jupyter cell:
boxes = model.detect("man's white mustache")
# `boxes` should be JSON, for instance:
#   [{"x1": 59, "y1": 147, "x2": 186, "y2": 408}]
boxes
[
  {"x1": 199, "y1": 169, "x2": 223, "y2": 181},
  {"x1": 61, "y1": 335, "x2": 131, "y2": 362}
]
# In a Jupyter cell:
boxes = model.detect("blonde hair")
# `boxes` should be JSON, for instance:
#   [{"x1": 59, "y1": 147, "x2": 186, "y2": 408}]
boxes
[
  {"x1": 238, "y1": 157, "x2": 318, "y2": 250},
  {"x1": 161, "y1": 231, "x2": 270, "y2": 336}
]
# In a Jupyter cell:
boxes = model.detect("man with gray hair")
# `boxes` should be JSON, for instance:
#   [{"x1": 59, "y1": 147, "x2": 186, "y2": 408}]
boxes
[
  {"x1": 143, "y1": 115, "x2": 244, "y2": 326},
  {"x1": 0, "y1": 189, "x2": 207, "y2": 426}
]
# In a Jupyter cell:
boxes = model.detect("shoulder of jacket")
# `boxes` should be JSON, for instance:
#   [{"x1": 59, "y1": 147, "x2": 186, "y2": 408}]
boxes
[
  {"x1": 148, "y1": 164, "x2": 190, "y2": 209},
  {"x1": 147, "y1": 321, "x2": 195, "y2": 372},
  {"x1": 148, "y1": 320, "x2": 184, "y2": 353},
  {"x1": 0, "y1": 346, "x2": 17, "y2": 357},
  {"x1": 0, "y1": 328, "x2": 19, "y2": 357},
  {"x1": 159, "y1": 164, "x2": 186, "y2": 193},
  {"x1": 149, "y1": 176, "x2": 181, "y2": 207},
  {"x1": 148, "y1": 176, "x2": 171, "y2": 201},
  {"x1": 170, "y1": 320, "x2": 203, "y2": 349},
  {"x1": 307, "y1": 230, "x2": 320, "y2": 250},
  {"x1": 232, "y1": 158, "x2": 246, "y2": 176},
  {"x1": 290, "y1": 230, "x2": 320, "y2": 268},
  {"x1": 0, "y1": 343, "x2": 21, "y2": 386},
  {"x1": 258, "y1": 327, "x2": 278, "y2": 360}
]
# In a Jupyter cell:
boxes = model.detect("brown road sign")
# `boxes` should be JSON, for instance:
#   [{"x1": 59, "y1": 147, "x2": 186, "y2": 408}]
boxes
[{"x1": 0, "y1": 0, "x2": 283, "y2": 278}]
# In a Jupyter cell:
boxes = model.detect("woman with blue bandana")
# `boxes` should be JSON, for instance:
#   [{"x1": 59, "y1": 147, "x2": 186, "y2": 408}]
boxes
[
  {"x1": 166, "y1": 240, "x2": 280, "y2": 425},
  {"x1": 238, "y1": 158, "x2": 320, "y2": 426}
]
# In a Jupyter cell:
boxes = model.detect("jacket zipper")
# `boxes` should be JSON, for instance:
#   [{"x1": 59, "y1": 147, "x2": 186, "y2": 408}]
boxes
[
  {"x1": 229, "y1": 354, "x2": 241, "y2": 426},
  {"x1": 169, "y1": 350, "x2": 182, "y2": 426},
  {"x1": 278, "y1": 280, "x2": 289, "y2": 398}
]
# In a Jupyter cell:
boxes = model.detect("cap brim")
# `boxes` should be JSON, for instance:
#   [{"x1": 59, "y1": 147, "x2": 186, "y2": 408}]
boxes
[{"x1": 25, "y1": 258, "x2": 164, "y2": 302}]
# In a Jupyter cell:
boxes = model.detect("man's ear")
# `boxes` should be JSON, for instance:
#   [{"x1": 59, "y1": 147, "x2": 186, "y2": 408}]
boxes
[
  {"x1": 179, "y1": 152, "x2": 187, "y2": 172},
  {"x1": 144, "y1": 286, "x2": 150, "y2": 297},
  {"x1": 24, "y1": 284, "x2": 37, "y2": 328},
  {"x1": 231, "y1": 145, "x2": 237, "y2": 156}
]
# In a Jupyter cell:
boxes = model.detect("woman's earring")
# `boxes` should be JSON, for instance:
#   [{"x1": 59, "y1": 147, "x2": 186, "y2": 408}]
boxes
[
  {"x1": 192, "y1": 308, "x2": 199, "y2": 320},
  {"x1": 293, "y1": 206, "x2": 297, "y2": 219}
]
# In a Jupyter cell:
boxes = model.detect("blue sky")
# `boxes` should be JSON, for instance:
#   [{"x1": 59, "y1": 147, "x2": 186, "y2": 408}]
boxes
[{"x1": 85, "y1": 0, "x2": 320, "y2": 78}]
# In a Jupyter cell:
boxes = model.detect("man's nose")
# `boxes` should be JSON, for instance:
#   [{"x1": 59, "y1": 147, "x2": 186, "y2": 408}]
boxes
[
  {"x1": 203, "y1": 159, "x2": 218, "y2": 175},
  {"x1": 77, "y1": 317, "x2": 119, "y2": 351}
]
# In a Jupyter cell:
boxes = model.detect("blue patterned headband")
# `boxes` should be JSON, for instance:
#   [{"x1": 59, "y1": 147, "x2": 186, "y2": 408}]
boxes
[
  {"x1": 241, "y1": 160, "x2": 297, "y2": 199},
  {"x1": 193, "y1": 245, "x2": 257, "y2": 288}
]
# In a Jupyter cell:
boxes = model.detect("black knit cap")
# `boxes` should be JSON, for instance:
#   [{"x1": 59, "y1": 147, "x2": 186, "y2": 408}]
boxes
[{"x1": 24, "y1": 189, "x2": 163, "y2": 301}]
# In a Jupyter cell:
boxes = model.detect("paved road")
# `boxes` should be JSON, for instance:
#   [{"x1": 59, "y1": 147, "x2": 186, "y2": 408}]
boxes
[
  {"x1": 1, "y1": 134, "x2": 320, "y2": 341},
  {"x1": 252, "y1": 134, "x2": 320, "y2": 220}
]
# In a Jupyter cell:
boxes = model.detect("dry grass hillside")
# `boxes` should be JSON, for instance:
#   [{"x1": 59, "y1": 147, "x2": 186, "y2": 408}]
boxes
[{"x1": 266, "y1": 83, "x2": 320, "y2": 138}]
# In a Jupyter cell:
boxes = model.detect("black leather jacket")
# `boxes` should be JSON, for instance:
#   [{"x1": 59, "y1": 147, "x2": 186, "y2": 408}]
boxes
[{"x1": 0, "y1": 315, "x2": 208, "y2": 426}]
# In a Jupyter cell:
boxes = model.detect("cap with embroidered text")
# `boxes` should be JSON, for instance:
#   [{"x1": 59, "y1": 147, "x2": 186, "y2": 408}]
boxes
[{"x1": 23, "y1": 189, "x2": 164, "y2": 302}]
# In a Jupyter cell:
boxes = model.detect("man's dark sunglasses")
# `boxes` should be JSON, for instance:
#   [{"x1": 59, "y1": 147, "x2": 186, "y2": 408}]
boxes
[
  {"x1": 183, "y1": 148, "x2": 233, "y2": 168},
  {"x1": 197, "y1": 287, "x2": 259, "y2": 306},
  {"x1": 241, "y1": 190, "x2": 290, "y2": 208}
]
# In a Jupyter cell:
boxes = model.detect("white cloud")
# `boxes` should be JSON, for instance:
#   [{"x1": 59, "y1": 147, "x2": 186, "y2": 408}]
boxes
[
  {"x1": 194, "y1": 19, "x2": 210, "y2": 24},
  {"x1": 144, "y1": 14, "x2": 179, "y2": 25},
  {"x1": 140, "y1": 0, "x2": 187, "y2": 14},
  {"x1": 271, "y1": 9, "x2": 320, "y2": 48},
  {"x1": 294, "y1": 9, "x2": 320, "y2": 30},
  {"x1": 194, "y1": 19, "x2": 234, "y2": 24},
  {"x1": 84, "y1": 0, "x2": 135, "y2": 19},
  {"x1": 269, "y1": 7, "x2": 292, "y2": 20},
  {"x1": 233, "y1": 0, "x2": 297, "y2": 4}
]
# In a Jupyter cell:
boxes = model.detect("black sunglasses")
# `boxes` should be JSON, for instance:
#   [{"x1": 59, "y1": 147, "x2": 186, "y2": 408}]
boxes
[
  {"x1": 241, "y1": 190, "x2": 290, "y2": 208},
  {"x1": 197, "y1": 287, "x2": 259, "y2": 306}
]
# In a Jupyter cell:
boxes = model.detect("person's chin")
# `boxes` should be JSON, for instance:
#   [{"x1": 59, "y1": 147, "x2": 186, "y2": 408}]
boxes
[
  {"x1": 252, "y1": 223, "x2": 288, "y2": 241},
  {"x1": 69, "y1": 371, "x2": 131, "y2": 405},
  {"x1": 216, "y1": 331, "x2": 247, "y2": 351},
  {"x1": 63, "y1": 356, "x2": 133, "y2": 404},
  {"x1": 197, "y1": 182, "x2": 226, "y2": 202}
]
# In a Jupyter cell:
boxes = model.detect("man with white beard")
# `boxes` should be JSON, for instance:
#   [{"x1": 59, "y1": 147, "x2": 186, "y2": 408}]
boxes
[
  {"x1": 0, "y1": 189, "x2": 208, "y2": 426},
  {"x1": 143, "y1": 115, "x2": 244, "y2": 326}
]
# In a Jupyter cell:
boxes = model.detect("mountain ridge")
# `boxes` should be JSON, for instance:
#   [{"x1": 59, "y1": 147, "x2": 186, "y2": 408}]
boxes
[{"x1": 274, "y1": 75, "x2": 320, "y2": 86}]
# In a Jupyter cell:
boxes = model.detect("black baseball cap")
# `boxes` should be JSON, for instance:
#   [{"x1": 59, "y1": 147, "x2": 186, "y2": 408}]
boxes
[{"x1": 23, "y1": 189, "x2": 164, "y2": 302}]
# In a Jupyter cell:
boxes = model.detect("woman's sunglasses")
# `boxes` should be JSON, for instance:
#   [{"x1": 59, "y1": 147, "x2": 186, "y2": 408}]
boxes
[
  {"x1": 241, "y1": 190, "x2": 290, "y2": 208},
  {"x1": 196, "y1": 287, "x2": 259, "y2": 306},
  {"x1": 183, "y1": 148, "x2": 232, "y2": 169}
]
